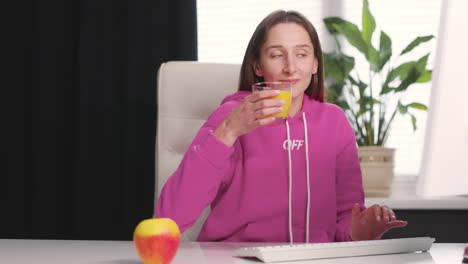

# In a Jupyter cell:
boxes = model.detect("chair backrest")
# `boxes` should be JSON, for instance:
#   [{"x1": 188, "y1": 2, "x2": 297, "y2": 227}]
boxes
[{"x1": 155, "y1": 61, "x2": 241, "y2": 240}]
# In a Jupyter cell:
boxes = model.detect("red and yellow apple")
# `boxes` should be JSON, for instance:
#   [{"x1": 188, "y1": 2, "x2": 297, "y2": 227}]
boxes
[{"x1": 133, "y1": 218, "x2": 180, "y2": 264}]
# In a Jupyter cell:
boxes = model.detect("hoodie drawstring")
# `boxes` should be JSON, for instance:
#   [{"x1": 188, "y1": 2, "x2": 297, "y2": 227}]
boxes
[
  {"x1": 285, "y1": 112, "x2": 311, "y2": 244},
  {"x1": 303, "y1": 112, "x2": 311, "y2": 243},
  {"x1": 285, "y1": 119, "x2": 294, "y2": 244}
]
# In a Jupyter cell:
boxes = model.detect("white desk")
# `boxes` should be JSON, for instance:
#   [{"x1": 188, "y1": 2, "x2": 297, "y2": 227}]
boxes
[
  {"x1": 365, "y1": 195, "x2": 468, "y2": 210},
  {"x1": 0, "y1": 239, "x2": 465, "y2": 264}
]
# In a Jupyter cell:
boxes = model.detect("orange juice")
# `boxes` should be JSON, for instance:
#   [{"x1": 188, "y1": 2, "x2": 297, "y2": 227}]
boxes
[
  {"x1": 272, "y1": 90, "x2": 291, "y2": 118},
  {"x1": 255, "y1": 90, "x2": 291, "y2": 119}
]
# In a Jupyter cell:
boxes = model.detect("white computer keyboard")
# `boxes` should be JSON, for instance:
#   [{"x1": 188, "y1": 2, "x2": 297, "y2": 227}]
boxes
[{"x1": 234, "y1": 237, "x2": 435, "y2": 263}]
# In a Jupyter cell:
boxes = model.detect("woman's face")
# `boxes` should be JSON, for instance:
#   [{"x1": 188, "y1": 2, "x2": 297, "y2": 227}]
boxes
[{"x1": 254, "y1": 22, "x2": 318, "y2": 99}]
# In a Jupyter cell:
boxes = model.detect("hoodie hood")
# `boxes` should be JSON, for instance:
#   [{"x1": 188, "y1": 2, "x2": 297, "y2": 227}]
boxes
[{"x1": 220, "y1": 91, "x2": 251, "y2": 105}]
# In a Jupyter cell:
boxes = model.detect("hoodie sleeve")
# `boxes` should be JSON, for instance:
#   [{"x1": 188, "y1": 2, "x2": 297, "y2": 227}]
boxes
[
  {"x1": 155, "y1": 101, "x2": 239, "y2": 233},
  {"x1": 334, "y1": 110, "x2": 365, "y2": 242}
]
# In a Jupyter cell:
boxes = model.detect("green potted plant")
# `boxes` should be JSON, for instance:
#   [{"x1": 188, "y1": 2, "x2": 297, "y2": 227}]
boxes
[{"x1": 323, "y1": 0, "x2": 434, "y2": 196}]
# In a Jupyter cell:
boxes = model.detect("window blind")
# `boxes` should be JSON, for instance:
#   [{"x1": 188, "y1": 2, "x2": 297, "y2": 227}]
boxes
[{"x1": 197, "y1": 0, "x2": 327, "y2": 63}]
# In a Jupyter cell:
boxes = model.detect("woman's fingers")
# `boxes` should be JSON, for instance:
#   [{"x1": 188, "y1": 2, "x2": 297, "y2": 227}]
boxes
[
  {"x1": 254, "y1": 107, "x2": 283, "y2": 119},
  {"x1": 223, "y1": 92, "x2": 284, "y2": 138},
  {"x1": 377, "y1": 205, "x2": 397, "y2": 222},
  {"x1": 352, "y1": 203, "x2": 361, "y2": 217},
  {"x1": 386, "y1": 206, "x2": 397, "y2": 221},
  {"x1": 352, "y1": 204, "x2": 408, "y2": 240},
  {"x1": 250, "y1": 90, "x2": 280, "y2": 102},
  {"x1": 253, "y1": 98, "x2": 284, "y2": 112},
  {"x1": 381, "y1": 205, "x2": 392, "y2": 222},
  {"x1": 370, "y1": 204, "x2": 398, "y2": 223},
  {"x1": 256, "y1": 116, "x2": 276, "y2": 126},
  {"x1": 372, "y1": 204, "x2": 383, "y2": 222},
  {"x1": 249, "y1": 91, "x2": 285, "y2": 121},
  {"x1": 385, "y1": 220, "x2": 408, "y2": 229},
  {"x1": 389, "y1": 208, "x2": 397, "y2": 221}
]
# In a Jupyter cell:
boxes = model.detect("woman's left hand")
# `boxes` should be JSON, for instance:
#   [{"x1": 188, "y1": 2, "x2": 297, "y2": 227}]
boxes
[{"x1": 349, "y1": 203, "x2": 408, "y2": 241}]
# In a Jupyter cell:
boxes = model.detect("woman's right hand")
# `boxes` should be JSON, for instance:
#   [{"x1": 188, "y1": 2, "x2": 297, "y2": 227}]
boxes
[{"x1": 214, "y1": 90, "x2": 285, "y2": 147}]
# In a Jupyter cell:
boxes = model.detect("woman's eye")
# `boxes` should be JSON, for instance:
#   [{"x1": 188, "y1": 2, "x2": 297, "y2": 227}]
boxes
[
  {"x1": 297, "y1": 53, "x2": 307, "y2": 57},
  {"x1": 271, "y1": 54, "x2": 283, "y2": 58}
]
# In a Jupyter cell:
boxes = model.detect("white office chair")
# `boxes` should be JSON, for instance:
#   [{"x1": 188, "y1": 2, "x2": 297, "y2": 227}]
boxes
[{"x1": 155, "y1": 61, "x2": 241, "y2": 240}]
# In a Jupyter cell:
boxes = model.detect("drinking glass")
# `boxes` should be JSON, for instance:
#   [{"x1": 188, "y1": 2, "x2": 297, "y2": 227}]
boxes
[{"x1": 252, "y1": 82, "x2": 292, "y2": 124}]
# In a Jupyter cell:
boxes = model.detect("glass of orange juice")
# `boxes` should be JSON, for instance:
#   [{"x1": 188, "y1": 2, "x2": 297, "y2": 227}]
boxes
[{"x1": 252, "y1": 82, "x2": 292, "y2": 124}]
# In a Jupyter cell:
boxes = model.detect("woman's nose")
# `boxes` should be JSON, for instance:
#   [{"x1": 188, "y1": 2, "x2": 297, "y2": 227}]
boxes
[{"x1": 283, "y1": 56, "x2": 297, "y2": 74}]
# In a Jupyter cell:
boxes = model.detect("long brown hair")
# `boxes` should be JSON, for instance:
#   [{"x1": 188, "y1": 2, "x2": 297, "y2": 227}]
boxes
[{"x1": 238, "y1": 10, "x2": 325, "y2": 102}]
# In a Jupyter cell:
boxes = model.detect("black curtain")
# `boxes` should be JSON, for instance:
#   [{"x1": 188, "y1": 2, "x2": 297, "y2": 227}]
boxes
[{"x1": 3, "y1": 0, "x2": 197, "y2": 240}]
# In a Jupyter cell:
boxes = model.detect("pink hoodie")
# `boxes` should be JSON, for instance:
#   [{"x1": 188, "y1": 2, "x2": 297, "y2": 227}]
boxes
[{"x1": 156, "y1": 91, "x2": 364, "y2": 242}]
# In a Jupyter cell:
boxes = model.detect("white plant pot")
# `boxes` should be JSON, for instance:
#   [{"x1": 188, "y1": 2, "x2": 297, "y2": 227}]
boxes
[{"x1": 358, "y1": 146, "x2": 395, "y2": 197}]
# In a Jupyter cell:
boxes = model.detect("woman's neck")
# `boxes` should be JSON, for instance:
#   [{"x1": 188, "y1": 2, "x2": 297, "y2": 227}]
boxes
[{"x1": 288, "y1": 93, "x2": 305, "y2": 118}]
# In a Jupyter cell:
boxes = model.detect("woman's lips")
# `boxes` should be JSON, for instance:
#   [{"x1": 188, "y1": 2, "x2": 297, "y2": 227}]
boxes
[{"x1": 280, "y1": 79, "x2": 300, "y2": 85}]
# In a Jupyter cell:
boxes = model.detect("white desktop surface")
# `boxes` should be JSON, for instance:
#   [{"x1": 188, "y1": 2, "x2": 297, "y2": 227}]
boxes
[
  {"x1": 365, "y1": 195, "x2": 468, "y2": 210},
  {"x1": 0, "y1": 239, "x2": 465, "y2": 264}
]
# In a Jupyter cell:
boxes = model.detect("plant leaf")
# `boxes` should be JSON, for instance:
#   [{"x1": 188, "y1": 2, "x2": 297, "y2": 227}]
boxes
[
  {"x1": 323, "y1": 17, "x2": 368, "y2": 55},
  {"x1": 400, "y1": 35, "x2": 434, "y2": 55},
  {"x1": 410, "y1": 114, "x2": 417, "y2": 131},
  {"x1": 415, "y1": 54, "x2": 430, "y2": 71},
  {"x1": 417, "y1": 70, "x2": 432, "y2": 83},
  {"x1": 394, "y1": 54, "x2": 429, "y2": 92},
  {"x1": 398, "y1": 62, "x2": 417, "y2": 81},
  {"x1": 356, "y1": 107, "x2": 370, "y2": 117},
  {"x1": 364, "y1": 121, "x2": 374, "y2": 145},
  {"x1": 323, "y1": 52, "x2": 355, "y2": 83},
  {"x1": 398, "y1": 102, "x2": 408, "y2": 114},
  {"x1": 323, "y1": 17, "x2": 341, "y2": 35},
  {"x1": 348, "y1": 75, "x2": 359, "y2": 86},
  {"x1": 349, "y1": 86, "x2": 356, "y2": 97},
  {"x1": 362, "y1": 0, "x2": 376, "y2": 45},
  {"x1": 368, "y1": 45, "x2": 380, "y2": 72},
  {"x1": 358, "y1": 80, "x2": 368, "y2": 95},
  {"x1": 407, "y1": 102, "x2": 428, "y2": 110},
  {"x1": 395, "y1": 65, "x2": 421, "y2": 92},
  {"x1": 326, "y1": 82, "x2": 344, "y2": 103},
  {"x1": 337, "y1": 100, "x2": 351, "y2": 111},
  {"x1": 377, "y1": 31, "x2": 392, "y2": 71},
  {"x1": 380, "y1": 85, "x2": 396, "y2": 95},
  {"x1": 357, "y1": 96, "x2": 380, "y2": 119},
  {"x1": 384, "y1": 61, "x2": 414, "y2": 86},
  {"x1": 357, "y1": 96, "x2": 380, "y2": 105},
  {"x1": 348, "y1": 76, "x2": 368, "y2": 95},
  {"x1": 360, "y1": 4, "x2": 387, "y2": 72},
  {"x1": 346, "y1": 76, "x2": 360, "y2": 98}
]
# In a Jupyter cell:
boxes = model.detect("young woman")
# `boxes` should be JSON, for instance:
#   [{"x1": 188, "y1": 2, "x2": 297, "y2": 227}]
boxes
[{"x1": 156, "y1": 10, "x2": 407, "y2": 242}]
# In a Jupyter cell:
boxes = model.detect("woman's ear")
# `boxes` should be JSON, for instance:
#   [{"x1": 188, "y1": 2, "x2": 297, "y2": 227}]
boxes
[
  {"x1": 312, "y1": 57, "x2": 318, "y2": 74},
  {"x1": 253, "y1": 61, "x2": 263, "y2": 77}
]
